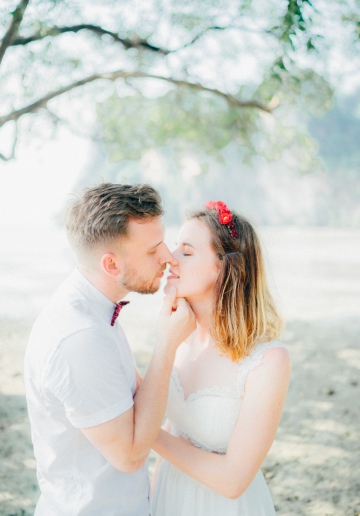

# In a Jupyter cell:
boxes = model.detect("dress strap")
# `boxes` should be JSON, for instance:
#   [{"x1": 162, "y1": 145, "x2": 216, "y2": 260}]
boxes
[{"x1": 236, "y1": 340, "x2": 287, "y2": 395}]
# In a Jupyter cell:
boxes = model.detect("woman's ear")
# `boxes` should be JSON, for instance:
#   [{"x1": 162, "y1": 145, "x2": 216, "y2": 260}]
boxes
[
  {"x1": 100, "y1": 253, "x2": 121, "y2": 277},
  {"x1": 215, "y1": 254, "x2": 223, "y2": 273}
]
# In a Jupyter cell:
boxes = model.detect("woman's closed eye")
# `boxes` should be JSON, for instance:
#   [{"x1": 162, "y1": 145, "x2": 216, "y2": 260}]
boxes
[{"x1": 182, "y1": 244, "x2": 193, "y2": 256}]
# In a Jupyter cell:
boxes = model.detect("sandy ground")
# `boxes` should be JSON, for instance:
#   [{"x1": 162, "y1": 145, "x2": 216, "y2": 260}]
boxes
[{"x1": 0, "y1": 226, "x2": 359, "y2": 515}]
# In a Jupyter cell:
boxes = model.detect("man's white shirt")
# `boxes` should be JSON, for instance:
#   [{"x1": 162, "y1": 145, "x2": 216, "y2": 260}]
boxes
[{"x1": 24, "y1": 269, "x2": 150, "y2": 515}]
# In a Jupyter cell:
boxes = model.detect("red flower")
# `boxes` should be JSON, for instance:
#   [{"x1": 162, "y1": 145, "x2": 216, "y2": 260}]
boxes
[
  {"x1": 219, "y1": 212, "x2": 232, "y2": 224},
  {"x1": 204, "y1": 200, "x2": 237, "y2": 239},
  {"x1": 205, "y1": 201, "x2": 217, "y2": 209}
]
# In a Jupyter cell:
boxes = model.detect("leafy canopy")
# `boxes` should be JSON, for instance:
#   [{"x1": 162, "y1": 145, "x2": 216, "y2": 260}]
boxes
[{"x1": 0, "y1": 0, "x2": 359, "y2": 165}]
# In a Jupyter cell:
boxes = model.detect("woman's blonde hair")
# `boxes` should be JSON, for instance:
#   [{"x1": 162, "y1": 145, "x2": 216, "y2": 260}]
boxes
[{"x1": 189, "y1": 208, "x2": 282, "y2": 361}]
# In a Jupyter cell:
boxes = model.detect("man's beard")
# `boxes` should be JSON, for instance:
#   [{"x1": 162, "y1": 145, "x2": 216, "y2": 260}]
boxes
[{"x1": 120, "y1": 263, "x2": 165, "y2": 295}]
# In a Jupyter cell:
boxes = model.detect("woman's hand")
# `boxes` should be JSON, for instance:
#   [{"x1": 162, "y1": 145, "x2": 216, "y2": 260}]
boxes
[{"x1": 152, "y1": 419, "x2": 172, "y2": 498}]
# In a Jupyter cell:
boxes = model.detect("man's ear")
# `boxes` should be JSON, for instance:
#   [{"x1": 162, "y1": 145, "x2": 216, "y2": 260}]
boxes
[{"x1": 101, "y1": 253, "x2": 122, "y2": 277}]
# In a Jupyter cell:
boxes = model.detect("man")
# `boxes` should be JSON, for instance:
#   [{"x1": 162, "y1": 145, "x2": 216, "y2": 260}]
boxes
[{"x1": 25, "y1": 183, "x2": 195, "y2": 515}]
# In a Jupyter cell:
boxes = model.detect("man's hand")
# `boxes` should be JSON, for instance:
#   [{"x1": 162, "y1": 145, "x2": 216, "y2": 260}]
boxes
[{"x1": 157, "y1": 286, "x2": 196, "y2": 352}]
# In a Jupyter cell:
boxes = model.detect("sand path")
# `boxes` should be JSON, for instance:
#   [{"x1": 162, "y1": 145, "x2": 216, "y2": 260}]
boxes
[{"x1": 0, "y1": 226, "x2": 359, "y2": 515}]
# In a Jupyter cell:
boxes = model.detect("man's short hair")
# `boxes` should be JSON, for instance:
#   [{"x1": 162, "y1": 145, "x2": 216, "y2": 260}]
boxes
[{"x1": 66, "y1": 183, "x2": 164, "y2": 256}]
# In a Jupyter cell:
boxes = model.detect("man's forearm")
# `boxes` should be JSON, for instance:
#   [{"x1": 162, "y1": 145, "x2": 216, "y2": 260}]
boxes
[
  {"x1": 130, "y1": 340, "x2": 176, "y2": 462},
  {"x1": 129, "y1": 292, "x2": 196, "y2": 463}
]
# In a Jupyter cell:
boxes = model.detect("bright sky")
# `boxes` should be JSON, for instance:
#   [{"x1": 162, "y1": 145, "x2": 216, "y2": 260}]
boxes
[{"x1": 0, "y1": 128, "x2": 91, "y2": 228}]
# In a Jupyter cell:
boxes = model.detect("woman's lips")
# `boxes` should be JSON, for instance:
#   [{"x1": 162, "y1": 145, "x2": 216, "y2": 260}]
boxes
[{"x1": 167, "y1": 271, "x2": 179, "y2": 280}]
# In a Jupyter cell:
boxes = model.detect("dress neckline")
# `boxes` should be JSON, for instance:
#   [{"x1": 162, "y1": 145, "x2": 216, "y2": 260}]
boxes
[
  {"x1": 171, "y1": 368, "x2": 240, "y2": 403},
  {"x1": 171, "y1": 340, "x2": 287, "y2": 402}
]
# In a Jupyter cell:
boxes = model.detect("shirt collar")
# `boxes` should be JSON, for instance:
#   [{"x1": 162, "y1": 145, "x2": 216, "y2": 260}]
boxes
[{"x1": 68, "y1": 268, "x2": 117, "y2": 325}]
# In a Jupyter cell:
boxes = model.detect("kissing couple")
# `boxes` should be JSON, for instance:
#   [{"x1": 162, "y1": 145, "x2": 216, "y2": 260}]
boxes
[{"x1": 25, "y1": 182, "x2": 291, "y2": 515}]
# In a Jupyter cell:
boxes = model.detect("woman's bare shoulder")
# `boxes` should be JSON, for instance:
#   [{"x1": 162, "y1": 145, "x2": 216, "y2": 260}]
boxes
[{"x1": 244, "y1": 342, "x2": 291, "y2": 388}]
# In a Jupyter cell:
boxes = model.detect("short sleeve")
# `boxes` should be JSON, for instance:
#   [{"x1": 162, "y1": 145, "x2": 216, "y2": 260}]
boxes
[{"x1": 43, "y1": 328, "x2": 135, "y2": 428}]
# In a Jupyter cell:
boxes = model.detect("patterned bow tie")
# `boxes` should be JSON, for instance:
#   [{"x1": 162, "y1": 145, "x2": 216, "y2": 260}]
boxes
[{"x1": 111, "y1": 301, "x2": 130, "y2": 326}]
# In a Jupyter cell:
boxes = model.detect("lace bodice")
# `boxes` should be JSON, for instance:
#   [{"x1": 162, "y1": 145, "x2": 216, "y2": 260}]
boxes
[{"x1": 166, "y1": 340, "x2": 286, "y2": 454}]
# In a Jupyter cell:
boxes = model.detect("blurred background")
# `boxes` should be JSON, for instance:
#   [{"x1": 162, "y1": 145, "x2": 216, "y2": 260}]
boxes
[{"x1": 0, "y1": 1, "x2": 359, "y2": 515}]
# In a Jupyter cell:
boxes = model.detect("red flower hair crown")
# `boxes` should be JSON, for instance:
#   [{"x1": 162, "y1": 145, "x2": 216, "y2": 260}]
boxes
[{"x1": 205, "y1": 201, "x2": 239, "y2": 238}]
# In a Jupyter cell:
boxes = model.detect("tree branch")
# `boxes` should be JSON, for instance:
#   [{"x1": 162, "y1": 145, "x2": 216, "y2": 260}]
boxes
[
  {"x1": 0, "y1": 69, "x2": 275, "y2": 129},
  {"x1": 170, "y1": 25, "x2": 273, "y2": 53},
  {"x1": 0, "y1": 0, "x2": 30, "y2": 67},
  {"x1": 11, "y1": 24, "x2": 171, "y2": 55},
  {"x1": 10, "y1": 22, "x2": 275, "y2": 56}
]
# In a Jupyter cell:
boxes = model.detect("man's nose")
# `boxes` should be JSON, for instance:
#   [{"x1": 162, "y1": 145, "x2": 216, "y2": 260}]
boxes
[{"x1": 160, "y1": 243, "x2": 178, "y2": 266}]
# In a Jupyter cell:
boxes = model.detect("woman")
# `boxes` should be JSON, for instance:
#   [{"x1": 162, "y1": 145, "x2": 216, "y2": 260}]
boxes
[{"x1": 151, "y1": 201, "x2": 291, "y2": 516}]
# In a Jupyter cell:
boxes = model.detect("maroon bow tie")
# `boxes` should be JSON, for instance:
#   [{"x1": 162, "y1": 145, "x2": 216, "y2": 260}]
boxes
[{"x1": 111, "y1": 301, "x2": 130, "y2": 326}]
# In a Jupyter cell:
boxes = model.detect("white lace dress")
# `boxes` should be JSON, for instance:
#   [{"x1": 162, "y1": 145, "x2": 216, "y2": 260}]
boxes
[{"x1": 152, "y1": 340, "x2": 285, "y2": 516}]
